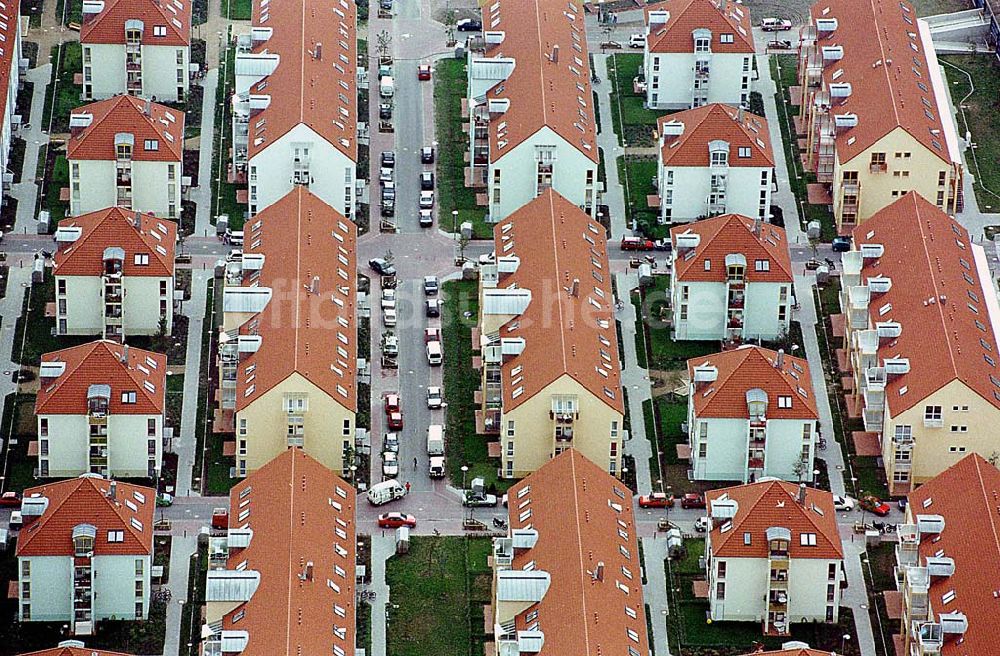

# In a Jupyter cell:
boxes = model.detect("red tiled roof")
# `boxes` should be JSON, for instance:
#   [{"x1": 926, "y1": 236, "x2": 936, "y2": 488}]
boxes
[
  {"x1": 670, "y1": 214, "x2": 792, "y2": 283},
  {"x1": 0, "y1": 0, "x2": 21, "y2": 140},
  {"x1": 688, "y1": 346, "x2": 818, "y2": 419},
  {"x1": 645, "y1": 0, "x2": 754, "y2": 53},
  {"x1": 806, "y1": 0, "x2": 960, "y2": 165},
  {"x1": 707, "y1": 480, "x2": 843, "y2": 559},
  {"x1": 236, "y1": 188, "x2": 357, "y2": 412},
  {"x1": 224, "y1": 449, "x2": 356, "y2": 656},
  {"x1": 244, "y1": 0, "x2": 356, "y2": 162},
  {"x1": 493, "y1": 190, "x2": 622, "y2": 414},
  {"x1": 17, "y1": 648, "x2": 133, "y2": 656},
  {"x1": 658, "y1": 104, "x2": 773, "y2": 168},
  {"x1": 68, "y1": 95, "x2": 184, "y2": 161},
  {"x1": 54, "y1": 207, "x2": 176, "y2": 278},
  {"x1": 506, "y1": 450, "x2": 649, "y2": 656},
  {"x1": 16, "y1": 477, "x2": 155, "y2": 557},
  {"x1": 851, "y1": 192, "x2": 1000, "y2": 416},
  {"x1": 906, "y1": 454, "x2": 1000, "y2": 656},
  {"x1": 81, "y1": 0, "x2": 192, "y2": 46},
  {"x1": 479, "y1": 0, "x2": 598, "y2": 163},
  {"x1": 36, "y1": 340, "x2": 166, "y2": 415}
]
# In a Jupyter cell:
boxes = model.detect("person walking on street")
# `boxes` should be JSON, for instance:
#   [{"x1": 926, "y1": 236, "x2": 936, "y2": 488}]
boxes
[
  {"x1": 413, "y1": 457, "x2": 418, "y2": 470},
  {"x1": 405, "y1": 481, "x2": 411, "y2": 494}
]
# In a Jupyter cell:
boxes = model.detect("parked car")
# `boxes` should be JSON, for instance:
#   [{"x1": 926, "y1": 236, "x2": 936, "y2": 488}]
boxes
[
  {"x1": 421, "y1": 146, "x2": 435, "y2": 163},
  {"x1": 832, "y1": 235, "x2": 852, "y2": 252},
  {"x1": 419, "y1": 190, "x2": 435, "y2": 209},
  {"x1": 628, "y1": 33, "x2": 646, "y2": 48},
  {"x1": 381, "y1": 181, "x2": 396, "y2": 201},
  {"x1": 212, "y1": 508, "x2": 229, "y2": 530},
  {"x1": 424, "y1": 327, "x2": 442, "y2": 342},
  {"x1": 478, "y1": 251, "x2": 496, "y2": 265},
  {"x1": 369, "y1": 258, "x2": 396, "y2": 276},
  {"x1": 600, "y1": 40, "x2": 623, "y2": 50},
  {"x1": 380, "y1": 167, "x2": 394, "y2": 185},
  {"x1": 379, "y1": 0, "x2": 392, "y2": 10},
  {"x1": 384, "y1": 392, "x2": 401, "y2": 413},
  {"x1": 621, "y1": 236, "x2": 655, "y2": 251},
  {"x1": 426, "y1": 386, "x2": 444, "y2": 409},
  {"x1": 760, "y1": 17, "x2": 792, "y2": 31},
  {"x1": 381, "y1": 151, "x2": 396, "y2": 168},
  {"x1": 0, "y1": 491, "x2": 21, "y2": 507},
  {"x1": 456, "y1": 18, "x2": 482, "y2": 31},
  {"x1": 833, "y1": 495, "x2": 856, "y2": 511},
  {"x1": 419, "y1": 209, "x2": 433, "y2": 227},
  {"x1": 377, "y1": 512, "x2": 416, "y2": 528},
  {"x1": 381, "y1": 199, "x2": 395, "y2": 217},
  {"x1": 379, "y1": 103, "x2": 392, "y2": 119},
  {"x1": 860, "y1": 495, "x2": 891, "y2": 516},
  {"x1": 420, "y1": 170, "x2": 435, "y2": 190},
  {"x1": 652, "y1": 238, "x2": 672, "y2": 252},
  {"x1": 680, "y1": 493, "x2": 706, "y2": 509},
  {"x1": 387, "y1": 410, "x2": 403, "y2": 430},
  {"x1": 463, "y1": 491, "x2": 499, "y2": 507},
  {"x1": 381, "y1": 288, "x2": 397, "y2": 310},
  {"x1": 417, "y1": 64, "x2": 432, "y2": 80},
  {"x1": 768, "y1": 39, "x2": 793, "y2": 49},
  {"x1": 382, "y1": 451, "x2": 399, "y2": 478},
  {"x1": 423, "y1": 276, "x2": 439, "y2": 295},
  {"x1": 156, "y1": 493, "x2": 173, "y2": 507},
  {"x1": 383, "y1": 307, "x2": 397, "y2": 327},
  {"x1": 638, "y1": 492, "x2": 674, "y2": 508},
  {"x1": 383, "y1": 432, "x2": 400, "y2": 453},
  {"x1": 694, "y1": 516, "x2": 711, "y2": 532},
  {"x1": 425, "y1": 298, "x2": 442, "y2": 317}
]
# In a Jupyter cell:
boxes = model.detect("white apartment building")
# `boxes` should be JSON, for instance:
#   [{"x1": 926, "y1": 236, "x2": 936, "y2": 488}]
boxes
[
  {"x1": 656, "y1": 104, "x2": 773, "y2": 222},
  {"x1": 643, "y1": 0, "x2": 754, "y2": 110},
  {"x1": 895, "y1": 454, "x2": 994, "y2": 656},
  {"x1": 80, "y1": 0, "x2": 192, "y2": 101},
  {"x1": 687, "y1": 346, "x2": 818, "y2": 482},
  {"x1": 53, "y1": 208, "x2": 176, "y2": 341},
  {"x1": 466, "y1": 0, "x2": 598, "y2": 222},
  {"x1": 67, "y1": 96, "x2": 184, "y2": 218},
  {"x1": 16, "y1": 477, "x2": 154, "y2": 635},
  {"x1": 203, "y1": 449, "x2": 356, "y2": 656},
  {"x1": 669, "y1": 214, "x2": 792, "y2": 341},
  {"x1": 705, "y1": 480, "x2": 844, "y2": 635},
  {"x1": 491, "y1": 450, "x2": 649, "y2": 656},
  {"x1": 232, "y1": 0, "x2": 357, "y2": 219},
  {"x1": 0, "y1": 1, "x2": 23, "y2": 196},
  {"x1": 35, "y1": 341, "x2": 166, "y2": 479}
]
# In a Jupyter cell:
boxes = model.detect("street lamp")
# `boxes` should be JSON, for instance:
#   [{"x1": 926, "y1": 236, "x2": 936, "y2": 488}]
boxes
[
  {"x1": 461, "y1": 465, "x2": 470, "y2": 519},
  {"x1": 842, "y1": 633, "x2": 851, "y2": 652}
]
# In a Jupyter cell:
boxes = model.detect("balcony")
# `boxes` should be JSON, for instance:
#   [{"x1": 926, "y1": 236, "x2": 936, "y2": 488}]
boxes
[
  {"x1": 748, "y1": 457, "x2": 764, "y2": 469},
  {"x1": 869, "y1": 162, "x2": 888, "y2": 174},
  {"x1": 727, "y1": 295, "x2": 744, "y2": 309},
  {"x1": 555, "y1": 429, "x2": 574, "y2": 442},
  {"x1": 727, "y1": 317, "x2": 744, "y2": 329},
  {"x1": 922, "y1": 417, "x2": 943, "y2": 428}
]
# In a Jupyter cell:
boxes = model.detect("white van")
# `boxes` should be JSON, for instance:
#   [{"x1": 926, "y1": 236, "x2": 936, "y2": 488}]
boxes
[
  {"x1": 383, "y1": 307, "x2": 397, "y2": 327},
  {"x1": 367, "y1": 479, "x2": 407, "y2": 506},
  {"x1": 426, "y1": 340, "x2": 443, "y2": 366}
]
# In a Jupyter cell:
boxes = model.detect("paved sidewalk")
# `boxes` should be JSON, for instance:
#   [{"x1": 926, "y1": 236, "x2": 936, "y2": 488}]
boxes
[
  {"x1": 615, "y1": 271, "x2": 653, "y2": 494},
  {"x1": 192, "y1": 68, "x2": 219, "y2": 237},
  {"x1": 593, "y1": 54, "x2": 629, "y2": 238},
  {"x1": 369, "y1": 534, "x2": 395, "y2": 656},
  {"x1": 12, "y1": 64, "x2": 51, "y2": 234},
  {"x1": 0, "y1": 267, "x2": 32, "y2": 402},
  {"x1": 641, "y1": 537, "x2": 672, "y2": 656},
  {"x1": 163, "y1": 534, "x2": 199, "y2": 656},
  {"x1": 841, "y1": 529, "x2": 881, "y2": 656},
  {"x1": 175, "y1": 269, "x2": 213, "y2": 496}
]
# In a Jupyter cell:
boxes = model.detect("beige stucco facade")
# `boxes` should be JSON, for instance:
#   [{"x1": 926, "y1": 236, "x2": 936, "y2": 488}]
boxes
[
  {"x1": 831, "y1": 127, "x2": 961, "y2": 230},
  {"x1": 499, "y1": 375, "x2": 623, "y2": 479},
  {"x1": 235, "y1": 373, "x2": 355, "y2": 477},
  {"x1": 882, "y1": 379, "x2": 1000, "y2": 495}
]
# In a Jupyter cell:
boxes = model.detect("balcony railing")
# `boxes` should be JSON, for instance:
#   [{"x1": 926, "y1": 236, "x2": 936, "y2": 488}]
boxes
[
  {"x1": 922, "y1": 417, "x2": 943, "y2": 428},
  {"x1": 869, "y1": 162, "x2": 887, "y2": 174}
]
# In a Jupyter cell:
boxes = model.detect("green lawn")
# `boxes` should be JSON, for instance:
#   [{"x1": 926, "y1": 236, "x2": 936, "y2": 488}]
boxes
[
  {"x1": 619, "y1": 156, "x2": 661, "y2": 237},
  {"x1": 221, "y1": 0, "x2": 252, "y2": 19},
  {"x1": 0, "y1": 394, "x2": 39, "y2": 492},
  {"x1": 435, "y1": 59, "x2": 490, "y2": 238},
  {"x1": 42, "y1": 42, "x2": 84, "y2": 134},
  {"x1": 46, "y1": 154, "x2": 69, "y2": 223},
  {"x1": 442, "y1": 280, "x2": 507, "y2": 491},
  {"x1": 10, "y1": 272, "x2": 90, "y2": 366},
  {"x1": 211, "y1": 43, "x2": 245, "y2": 230},
  {"x1": 769, "y1": 55, "x2": 836, "y2": 241},
  {"x1": 941, "y1": 55, "x2": 1000, "y2": 212},
  {"x1": 639, "y1": 276, "x2": 717, "y2": 370},
  {"x1": 385, "y1": 537, "x2": 492, "y2": 656},
  {"x1": 179, "y1": 542, "x2": 208, "y2": 656},
  {"x1": 608, "y1": 53, "x2": 668, "y2": 147},
  {"x1": 628, "y1": 286, "x2": 648, "y2": 368}
]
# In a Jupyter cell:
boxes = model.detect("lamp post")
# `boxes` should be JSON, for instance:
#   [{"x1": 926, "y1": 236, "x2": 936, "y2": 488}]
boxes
[
  {"x1": 842, "y1": 633, "x2": 851, "y2": 652},
  {"x1": 461, "y1": 465, "x2": 470, "y2": 520}
]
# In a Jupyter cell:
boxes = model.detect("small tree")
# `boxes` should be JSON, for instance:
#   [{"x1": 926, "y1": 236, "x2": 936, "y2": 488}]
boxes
[
  {"x1": 376, "y1": 30, "x2": 392, "y2": 60},
  {"x1": 458, "y1": 233, "x2": 471, "y2": 263},
  {"x1": 443, "y1": 10, "x2": 456, "y2": 45}
]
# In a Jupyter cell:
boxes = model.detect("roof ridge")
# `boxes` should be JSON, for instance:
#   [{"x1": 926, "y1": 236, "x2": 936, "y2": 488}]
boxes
[
  {"x1": 916, "y1": 195, "x2": 960, "y2": 379},
  {"x1": 36, "y1": 341, "x2": 101, "y2": 413},
  {"x1": 17, "y1": 478, "x2": 86, "y2": 552},
  {"x1": 871, "y1": 0, "x2": 902, "y2": 134},
  {"x1": 972, "y1": 455, "x2": 1000, "y2": 565},
  {"x1": 569, "y1": 452, "x2": 593, "y2": 653}
]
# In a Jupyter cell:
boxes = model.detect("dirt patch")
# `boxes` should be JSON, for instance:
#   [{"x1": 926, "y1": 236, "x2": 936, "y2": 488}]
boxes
[{"x1": 649, "y1": 368, "x2": 688, "y2": 397}]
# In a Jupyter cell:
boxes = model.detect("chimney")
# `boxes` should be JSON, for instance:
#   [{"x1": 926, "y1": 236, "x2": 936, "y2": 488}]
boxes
[
  {"x1": 315, "y1": 42, "x2": 322, "y2": 60},
  {"x1": 133, "y1": 211, "x2": 141, "y2": 230},
  {"x1": 570, "y1": 278, "x2": 579, "y2": 297},
  {"x1": 752, "y1": 216, "x2": 762, "y2": 236},
  {"x1": 775, "y1": 348, "x2": 785, "y2": 369},
  {"x1": 550, "y1": 44, "x2": 559, "y2": 63},
  {"x1": 310, "y1": 276, "x2": 320, "y2": 294},
  {"x1": 594, "y1": 561, "x2": 604, "y2": 581},
  {"x1": 109, "y1": 480, "x2": 117, "y2": 500},
  {"x1": 121, "y1": 344, "x2": 129, "y2": 365},
  {"x1": 797, "y1": 483, "x2": 807, "y2": 506},
  {"x1": 305, "y1": 561, "x2": 314, "y2": 581},
  {"x1": 143, "y1": 98, "x2": 151, "y2": 116}
]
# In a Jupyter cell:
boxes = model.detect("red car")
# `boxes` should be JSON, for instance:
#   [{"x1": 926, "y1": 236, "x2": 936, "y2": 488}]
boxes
[
  {"x1": 680, "y1": 493, "x2": 706, "y2": 509},
  {"x1": 417, "y1": 64, "x2": 432, "y2": 80},
  {"x1": 0, "y1": 491, "x2": 21, "y2": 507},
  {"x1": 637, "y1": 492, "x2": 674, "y2": 509},
  {"x1": 621, "y1": 236, "x2": 655, "y2": 251},
  {"x1": 860, "y1": 495, "x2": 891, "y2": 516},
  {"x1": 424, "y1": 327, "x2": 441, "y2": 343},
  {"x1": 384, "y1": 393, "x2": 400, "y2": 413},
  {"x1": 387, "y1": 411, "x2": 403, "y2": 430},
  {"x1": 377, "y1": 512, "x2": 417, "y2": 529},
  {"x1": 212, "y1": 508, "x2": 229, "y2": 530}
]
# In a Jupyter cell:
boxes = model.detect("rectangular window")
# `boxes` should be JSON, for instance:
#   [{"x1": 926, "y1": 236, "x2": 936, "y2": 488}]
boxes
[
  {"x1": 153, "y1": 24, "x2": 167, "y2": 36},
  {"x1": 924, "y1": 405, "x2": 942, "y2": 421},
  {"x1": 39, "y1": 418, "x2": 48, "y2": 437},
  {"x1": 737, "y1": 146, "x2": 751, "y2": 158},
  {"x1": 717, "y1": 561, "x2": 726, "y2": 578},
  {"x1": 829, "y1": 562, "x2": 837, "y2": 580},
  {"x1": 720, "y1": 33, "x2": 734, "y2": 43},
  {"x1": 716, "y1": 582, "x2": 726, "y2": 600},
  {"x1": 147, "y1": 418, "x2": 156, "y2": 437},
  {"x1": 755, "y1": 259, "x2": 770, "y2": 272},
  {"x1": 135, "y1": 559, "x2": 144, "y2": 576}
]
